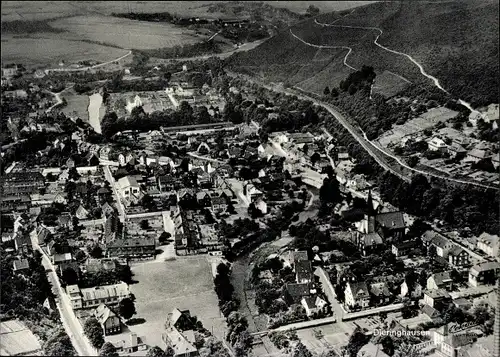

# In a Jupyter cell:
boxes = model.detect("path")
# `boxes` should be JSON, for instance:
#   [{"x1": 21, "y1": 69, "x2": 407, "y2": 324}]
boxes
[
  {"x1": 188, "y1": 151, "x2": 227, "y2": 164},
  {"x1": 313, "y1": 17, "x2": 481, "y2": 117},
  {"x1": 289, "y1": 29, "x2": 356, "y2": 71},
  {"x1": 45, "y1": 85, "x2": 74, "y2": 113},
  {"x1": 45, "y1": 51, "x2": 132, "y2": 74}
]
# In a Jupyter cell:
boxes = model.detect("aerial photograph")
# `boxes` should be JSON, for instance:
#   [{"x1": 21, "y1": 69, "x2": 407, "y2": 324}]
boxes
[{"x1": 0, "y1": 1, "x2": 499, "y2": 356}]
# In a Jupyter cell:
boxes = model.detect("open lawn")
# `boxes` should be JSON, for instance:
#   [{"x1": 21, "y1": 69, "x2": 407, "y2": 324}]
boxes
[
  {"x1": 297, "y1": 322, "x2": 355, "y2": 355},
  {"x1": 0, "y1": 35, "x2": 128, "y2": 68},
  {"x1": 372, "y1": 70, "x2": 411, "y2": 98},
  {"x1": 110, "y1": 257, "x2": 225, "y2": 348},
  {"x1": 60, "y1": 89, "x2": 89, "y2": 120},
  {"x1": 49, "y1": 15, "x2": 205, "y2": 50}
]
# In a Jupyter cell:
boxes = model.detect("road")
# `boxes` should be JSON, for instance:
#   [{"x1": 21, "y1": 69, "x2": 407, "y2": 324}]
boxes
[
  {"x1": 31, "y1": 234, "x2": 96, "y2": 356},
  {"x1": 229, "y1": 72, "x2": 497, "y2": 190},
  {"x1": 45, "y1": 51, "x2": 132, "y2": 74},
  {"x1": 45, "y1": 85, "x2": 75, "y2": 113},
  {"x1": 103, "y1": 165, "x2": 126, "y2": 221}
]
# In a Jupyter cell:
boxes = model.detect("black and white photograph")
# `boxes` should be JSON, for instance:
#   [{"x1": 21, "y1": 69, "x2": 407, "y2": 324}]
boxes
[{"x1": 0, "y1": 1, "x2": 499, "y2": 356}]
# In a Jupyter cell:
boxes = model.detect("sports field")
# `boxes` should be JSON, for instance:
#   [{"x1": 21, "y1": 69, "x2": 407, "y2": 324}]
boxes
[{"x1": 108, "y1": 257, "x2": 226, "y2": 348}]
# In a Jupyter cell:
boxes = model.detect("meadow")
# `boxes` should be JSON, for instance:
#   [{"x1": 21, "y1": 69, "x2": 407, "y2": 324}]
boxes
[
  {"x1": 60, "y1": 89, "x2": 89, "y2": 121},
  {"x1": 0, "y1": 35, "x2": 129, "y2": 68},
  {"x1": 49, "y1": 15, "x2": 205, "y2": 50}
]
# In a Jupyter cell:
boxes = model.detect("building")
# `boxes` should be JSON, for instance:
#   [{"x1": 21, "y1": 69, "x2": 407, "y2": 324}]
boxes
[
  {"x1": 296, "y1": 260, "x2": 314, "y2": 284},
  {"x1": 0, "y1": 319, "x2": 43, "y2": 356},
  {"x1": 211, "y1": 196, "x2": 228, "y2": 214},
  {"x1": 345, "y1": 281, "x2": 370, "y2": 310},
  {"x1": 469, "y1": 262, "x2": 499, "y2": 287},
  {"x1": 370, "y1": 282, "x2": 392, "y2": 305},
  {"x1": 113, "y1": 333, "x2": 147, "y2": 355},
  {"x1": 428, "y1": 137, "x2": 447, "y2": 152},
  {"x1": 357, "y1": 342, "x2": 390, "y2": 357},
  {"x1": 14, "y1": 233, "x2": 32, "y2": 254},
  {"x1": 477, "y1": 233, "x2": 499, "y2": 258},
  {"x1": 0, "y1": 171, "x2": 45, "y2": 196},
  {"x1": 423, "y1": 289, "x2": 451, "y2": 309},
  {"x1": 116, "y1": 176, "x2": 141, "y2": 201},
  {"x1": 12, "y1": 259, "x2": 30, "y2": 275},
  {"x1": 430, "y1": 233, "x2": 454, "y2": 259},
  {"x1": 301, "y1": 295, "x2": 327, "y2": 317},
  {"x1": 467, "y1": 149, "x2": 491, "y2": 163},
  {"x1": 66, "y1": 282, "x2": 130, "y2": 310},
  {"x1": 448, "y1": 246, "x2": 470, "y2": 268},
  {"x1": 162, "y1": 326, "x2": 198, "y2": 357},
  {"x1": 427, "y1": 271, "x2": 453, "y2": 291},
  {"x1": 374, "y1": 211, "x2": 406, "y2": 240},
  {"x1": 357, "y1": 232, "x2": 384, "y2": 257},
  {"x1": 94, "y1": 303, "x2": 121, "y2": 335},
  {"x1": 106, "y1": 238, "x2": 156, "y2": 259},
  {"x1": 392, "y1": 240, "x2": 416, "y2": 257},
  {"x1": 285, "y1": 283, "x2": 312, "y2": 304},
  {"x1": 163, "y1": 309, "x2": 199, "y2": 357},
  {"x1": 400, "y1": 279, "x2": 423, "y2": 299}
]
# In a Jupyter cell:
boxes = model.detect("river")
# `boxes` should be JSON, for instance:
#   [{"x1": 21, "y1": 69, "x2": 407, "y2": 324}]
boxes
[{"x1": 88, "y1": 93, "x2": 103, "y2": 134}]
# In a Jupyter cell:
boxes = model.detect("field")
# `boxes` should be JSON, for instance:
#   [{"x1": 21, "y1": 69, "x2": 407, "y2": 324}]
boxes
[
  {"x1": 49, "y1": 15, "x2": 205, "y2": 50},
  {"x1": 107, "y1": 257, "x2": 225, "y2": 348},
  {"x1": 60, "y1": 89, "x2": 89, "y2": 120},
  {"x1": 0, "y1": 35, "x2": 129, "y2": 68},
  {"x1": 377, "y1": 106, "x2": 459, "y2": 147}
]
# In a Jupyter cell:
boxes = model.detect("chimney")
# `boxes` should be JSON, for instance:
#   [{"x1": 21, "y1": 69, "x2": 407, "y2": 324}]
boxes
[
  {"x1": 130, "y1": 333, "x2": 138, "y2": 347},
  {"x1": 493, "y1": 277, "x2": 500, "y2": 357}
]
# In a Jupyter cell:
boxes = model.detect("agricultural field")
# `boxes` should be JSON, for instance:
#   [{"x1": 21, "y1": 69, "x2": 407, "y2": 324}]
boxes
[
  {"x1": 0, "y1": 35, "x2": 129, "y2": 68},
  {"x1": 49, "y1": 15, "x2": 206, "y2": 50},
  {"x1": 115, "y1": 257, "x2": 225, "y2": 348},
  {"x1": 60, "y1": 89, "x2": 89, "y2": 120},
  {"x1": 376, "y1": 106, "x2": 459, "y2": 147}
]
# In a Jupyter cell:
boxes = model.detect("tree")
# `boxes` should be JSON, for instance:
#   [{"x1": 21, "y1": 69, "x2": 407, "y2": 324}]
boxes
[
  {"x1": 62, "y1": 267, "x2": 79, "y2": 285},
  {"x1": 84, "y1": 317, "x2": 104, "y2": 349},
  {"x1": 44, "y1": 328, "x2": 76, "y2": 356},
  {"x1": 324, "y1": 86, "x2": 331, "y2": 96},
  {"x1": 89, "y1": 244, "x2": 103, "y2": 258},
  {"x1": 306, "y1": 4, "x2": 320, "y2": 16},
  {"x1": 164, "y1": 346, "x2": 175, "y2": 357},
  {"x1": 118, "y1": 297, "x2": 136, "y2": 320},
  {"x1": 159, "y1": 231, "x2": 172, "y2": 245},
  {"x1": 346, "y1": 327, "x2": 368, "y2": 357},
  {"x1": 146, "y1": 346, "x2": 167, "y2": 357},
  {"x1": 293, "y1": 342, "x2": 313, "y2": 357},
  {"x1": 99, "y1": 342, "x2": 119, "y2": 357},
  {"x1": 310, "y1": 152, "x2": 321, "y2": 166},
  {"x1": 140, "y1": 219, "x2": 150, "y2": 230}
]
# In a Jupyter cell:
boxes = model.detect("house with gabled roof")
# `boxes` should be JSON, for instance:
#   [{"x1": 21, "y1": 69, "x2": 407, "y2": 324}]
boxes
[
  {"x1": 301, "y1": 295, "x2": 327, "y2": 317},
  {"x1": 345, "y1": 281, "x2": 370, "y2": 310},
  {"x1": 94, "y1": 303, "x2": 121, "y2": 335},
  {"x1": 427, "y1": 271, "x2": 453, "y2": 291},
  {"x1": 12, "y1": 259, "x2": 30, "y2": 275},
  {"x1": 75, "y1": 205, "x2": 89, "y2": 220},
  {"x1": 468, "y1": 261, "x2": 499, "y2": 287},
  {"x1": 285, "y1": 283, "x2": 312, "y2": 304},
  {"x1": 448, "y1": 246, "x2": 470, "y2": 268}
]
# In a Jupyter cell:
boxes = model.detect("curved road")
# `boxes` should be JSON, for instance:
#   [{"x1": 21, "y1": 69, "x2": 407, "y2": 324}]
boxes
[
  {"x1": 313, "y1": 18, "x2": 482, "y2": 117},
  {"x1": 229, "y1": 72, "x2": 497, "y2": 189},
  {"x1": 45, "y1": 50, "x2": 132, "y2": 74},
  {"x1": 289, "y1": 29, "x2": 356, "y2": 71}
]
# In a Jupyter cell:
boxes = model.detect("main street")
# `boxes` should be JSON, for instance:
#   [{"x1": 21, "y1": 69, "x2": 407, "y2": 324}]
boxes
[
  {"x1": 103, "y1": 165, "x2": 126, "y2": 221},
  {"x1": 31, "y1": 233, "x2": 96, "y2": 356}
]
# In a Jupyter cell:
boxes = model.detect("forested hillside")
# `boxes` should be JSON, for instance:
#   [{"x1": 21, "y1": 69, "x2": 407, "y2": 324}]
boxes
[{"x1": 227, "y1": 0, "x2": 499, "y2": 107}]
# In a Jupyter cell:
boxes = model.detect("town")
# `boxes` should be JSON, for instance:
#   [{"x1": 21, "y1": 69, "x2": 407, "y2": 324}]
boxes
[{"x1": 1, "y1": 2, "x2": 499, "y2": 357}]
